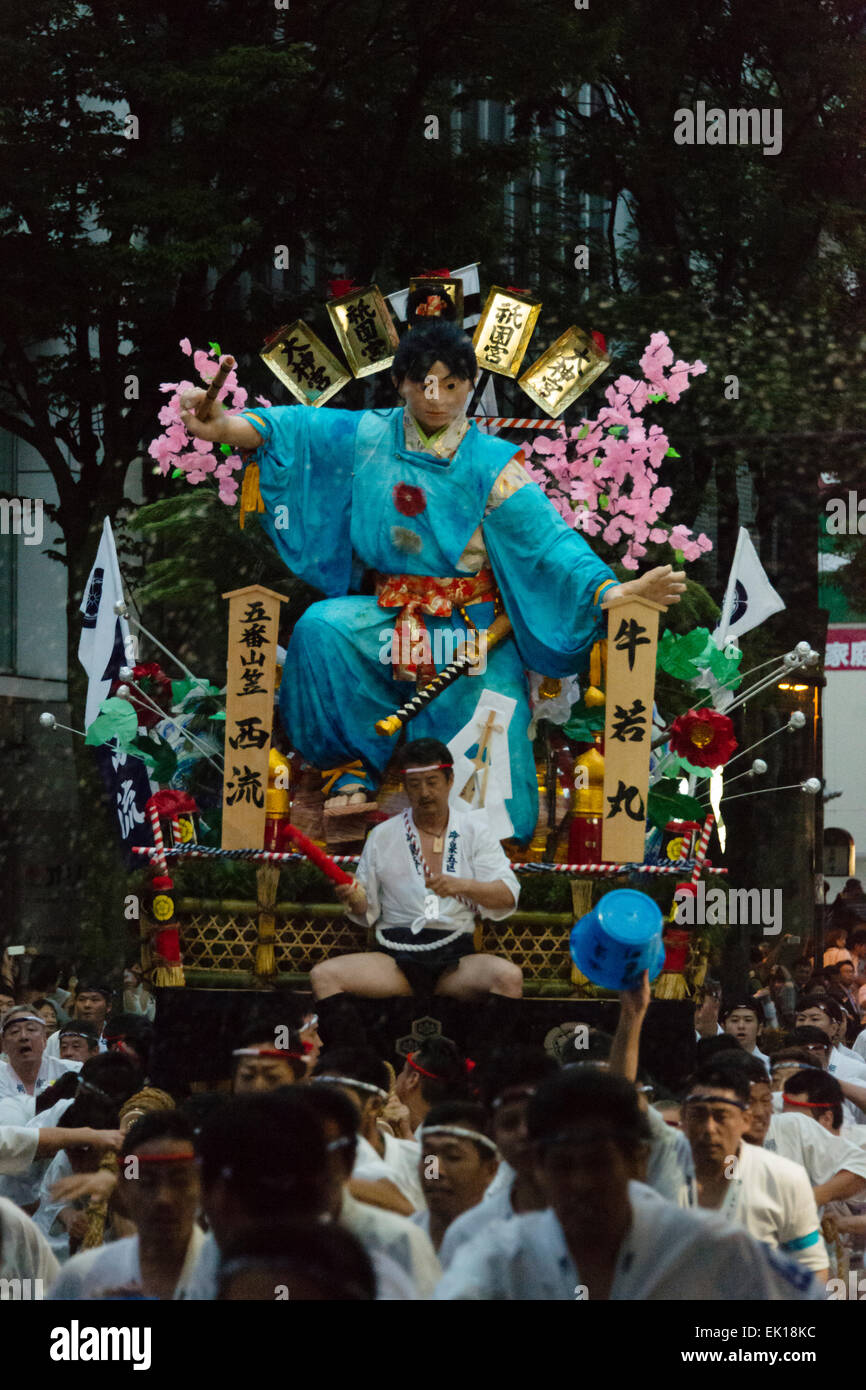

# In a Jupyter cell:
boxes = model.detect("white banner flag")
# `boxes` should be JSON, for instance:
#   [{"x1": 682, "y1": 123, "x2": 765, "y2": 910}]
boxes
[
  {"x1": 78, "y1": 517, "x2": 133, "y2": 730},
  {"x1": 715, "y1": 527, "x2": 785, "y2": 646}
]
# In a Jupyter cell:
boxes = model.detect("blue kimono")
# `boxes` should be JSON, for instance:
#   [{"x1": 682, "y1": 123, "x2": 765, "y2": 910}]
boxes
[{"x1": 241, "y1": 404, "x2": 616, "y2": 841}]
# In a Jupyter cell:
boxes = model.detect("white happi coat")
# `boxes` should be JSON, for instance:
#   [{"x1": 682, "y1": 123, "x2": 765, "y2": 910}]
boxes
[{"x1": 348, "y1": 805, "x2": 519, "y2": 940}]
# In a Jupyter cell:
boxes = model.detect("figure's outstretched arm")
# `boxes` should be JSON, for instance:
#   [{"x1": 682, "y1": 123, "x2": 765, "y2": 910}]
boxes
[
  {"x1": 180, "y1": 388, "x2": 264, "y2": 449},
  {"x1": 601, "y1": 565, "x2": 687, "y2": 610}
]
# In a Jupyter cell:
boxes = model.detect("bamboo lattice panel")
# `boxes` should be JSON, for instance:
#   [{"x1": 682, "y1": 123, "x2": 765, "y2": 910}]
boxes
[
  {"x1": 479, "y1": 920, "x2": 572, "y2": 982},
  {"x1": 179, "y1": 909, "x2": 367, "y2": 976},
  {"x1": 179, "y1": 906, "x2": 571, "y2": 982}
]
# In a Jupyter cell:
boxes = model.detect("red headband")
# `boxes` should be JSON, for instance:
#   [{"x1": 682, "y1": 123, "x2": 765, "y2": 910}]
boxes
[
  {"x1": 408, "y1": 1052, "x2": 476, "y2": 1080},
  {"x1": 407, "y1": 1052, "x2": 441, "y2": 1080},
  {"x1": 130, "y1": 1152, "x2": 196, "y2": 1165},
  {"x1": 783, "y1": 1094, "x2": 834, "y2": 1109}
]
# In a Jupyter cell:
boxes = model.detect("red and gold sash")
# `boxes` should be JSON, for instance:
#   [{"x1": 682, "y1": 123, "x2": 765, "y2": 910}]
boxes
[{"x1": 375, "y1": 569, "x2": 498, "y2": 683}]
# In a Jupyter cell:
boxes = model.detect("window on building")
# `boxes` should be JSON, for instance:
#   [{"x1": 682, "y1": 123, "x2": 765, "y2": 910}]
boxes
[{"x1": 824, "y1": 827, "x2": 855, "y2": 879}]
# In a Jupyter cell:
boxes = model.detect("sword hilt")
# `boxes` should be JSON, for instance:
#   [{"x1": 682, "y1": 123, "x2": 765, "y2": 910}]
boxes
[{"x1": 374, "y1": 614, "x2": 513, "y2": 736}]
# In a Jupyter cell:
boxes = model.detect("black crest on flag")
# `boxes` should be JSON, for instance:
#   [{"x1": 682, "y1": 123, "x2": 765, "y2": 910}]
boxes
[
  {"x1": 730, "y1": 579, "x2": 748, "y2": 624},
  {"x1": 82, "y1": 567, "x2": 104, "y2": 628}
]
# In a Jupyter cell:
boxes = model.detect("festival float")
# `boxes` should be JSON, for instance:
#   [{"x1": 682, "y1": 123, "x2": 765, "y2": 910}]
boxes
[{"x1": 42, "y1": 267, "x2": 822, "y2": 1077}]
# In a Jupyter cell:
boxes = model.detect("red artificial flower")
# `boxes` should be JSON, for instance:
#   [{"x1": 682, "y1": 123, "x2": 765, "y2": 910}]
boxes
[
  {"x1": 146, "y1": 790, "x2": 198, "y2": 819},
  {"x1": 415, "y1": 294, "x2": 449, "y2": 318},
  {"x1": 591, "y1": 331, "x2": 607, "y2": 354},
  {"x1": 111, "y1": 662, "x2": 172, "y2": 729},
  {"x1": 417, "y1": 268, "x2": 451, "y2": 278},
  {"x1": 327, "y1": 277, "x2": 357, "y2": 299},
  {"x1": 393, "y1": 482, "x2": 427, "y2": 517},
  {"x1": 669, "y1": 709, "x2": 737, "y2": 769}
]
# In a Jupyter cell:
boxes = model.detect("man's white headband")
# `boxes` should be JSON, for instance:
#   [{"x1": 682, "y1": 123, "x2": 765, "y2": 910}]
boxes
[
  {"x1": 420, "y1": 1125, "x2": 499, "y2": 1155},
  {"x1": 312, "y1": 1075, "x2": 388, "y2": 1100},
  {"x1": 1, "y1": 1012, "x2": 46, "y2": 1032},
  {"x1": 402, "y1": 763, "x2": 452, "y2": 775}
]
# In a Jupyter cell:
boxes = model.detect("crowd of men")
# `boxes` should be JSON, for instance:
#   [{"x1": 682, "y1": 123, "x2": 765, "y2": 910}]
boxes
[{"x1": 3, "y1": 922, "x2": 866, "y2": 1302}]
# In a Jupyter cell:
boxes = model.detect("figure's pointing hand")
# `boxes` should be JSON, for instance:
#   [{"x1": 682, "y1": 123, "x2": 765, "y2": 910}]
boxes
[{"x1": 630, "y1": 565, "x2": 687, "y2": 609}]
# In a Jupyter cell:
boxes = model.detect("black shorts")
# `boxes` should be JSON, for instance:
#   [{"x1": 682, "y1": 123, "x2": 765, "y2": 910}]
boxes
[{"x1": 378, "y1": 928, "x2": 475, "y2": 996}]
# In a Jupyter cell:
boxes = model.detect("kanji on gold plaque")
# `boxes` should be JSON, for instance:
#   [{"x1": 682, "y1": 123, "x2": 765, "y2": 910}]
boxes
[
  {"x1": 601, "y1": 595, "x2": 662, "y2": 863},
  {"x1": 221, "y1": 585, "x2": 286, "y2": 850}
]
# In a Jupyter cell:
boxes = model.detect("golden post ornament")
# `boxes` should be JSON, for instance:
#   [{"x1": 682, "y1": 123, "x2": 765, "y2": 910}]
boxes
[
  {"x1": 327, "y1": 285, "x2": 400, "y2": 377},
  {"x1": 600, "y1": 594, "x2": 662, "y2": 863},
  {"x1": 472, "y1": 287, "x2": 541, "y2": 377},
  {"x1": 261, "y1": 320, "x2": 350, "y2": 406},
  {"x1": 519, "y1": 326, "x2": 610, "y2": 416}
]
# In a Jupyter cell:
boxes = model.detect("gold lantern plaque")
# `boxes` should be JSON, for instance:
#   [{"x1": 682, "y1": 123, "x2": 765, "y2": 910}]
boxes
[
  {"x1": 472, "y1": 287, "x2": 541, "y2": 378},
  {"x1": 327, "y1": 285, "x2": 400, "y2": 378},
  {"x1": 261, "y1": 320, "x2": 350, "y2": 407},
  {"x1": 407, "y1": 276, "x2": 464, "y2": 326},
  {"x1": 518, "y1": 326, "x2": 610, "y2": 417}
]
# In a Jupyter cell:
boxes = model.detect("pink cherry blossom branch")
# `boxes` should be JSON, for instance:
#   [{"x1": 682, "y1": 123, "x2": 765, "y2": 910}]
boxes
[
  {"x1": 148, "y1": 340, "x2": 272, "y2": 506},
  {"x1": 523, "y1": 331, "x2": 712, "y2": 569}
]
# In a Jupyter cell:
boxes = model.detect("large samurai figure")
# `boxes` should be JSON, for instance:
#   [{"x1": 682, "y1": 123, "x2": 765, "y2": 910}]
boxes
[{"x1": 182, "y1": 322, "x2": 684, "y2": 842}]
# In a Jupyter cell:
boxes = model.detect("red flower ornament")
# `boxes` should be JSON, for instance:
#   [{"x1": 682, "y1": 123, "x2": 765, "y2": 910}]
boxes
[
  {"x1": 393, "y1": 482, "x2": 427, "y2": 517},
  {"x1": 327, "y1": 278, "x2": 357, "y2": 299},
  {"x1": 669, "y1": 709, "x2": 737, "y2": 769}
]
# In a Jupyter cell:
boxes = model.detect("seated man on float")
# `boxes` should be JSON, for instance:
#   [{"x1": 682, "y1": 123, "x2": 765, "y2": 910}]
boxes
[{"x1": 313, "y1": 738, "x2": 521, "y2": 1014}]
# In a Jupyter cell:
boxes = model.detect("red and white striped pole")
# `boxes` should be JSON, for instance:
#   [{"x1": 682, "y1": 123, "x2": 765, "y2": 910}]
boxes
[{"x1": 690, "y1": 814, "x2": 715, "y2": 885}]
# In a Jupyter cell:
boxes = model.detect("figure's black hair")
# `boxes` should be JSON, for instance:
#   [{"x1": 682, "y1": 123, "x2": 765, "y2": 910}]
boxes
[{"x1": 391, "y1": 322, "x2": 476, "y2": 386}]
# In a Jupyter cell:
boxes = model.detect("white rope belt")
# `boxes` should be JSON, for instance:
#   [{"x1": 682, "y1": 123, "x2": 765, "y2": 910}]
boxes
[{"x1": 376, "y1": 926, "x2": 467, "y2": 954}]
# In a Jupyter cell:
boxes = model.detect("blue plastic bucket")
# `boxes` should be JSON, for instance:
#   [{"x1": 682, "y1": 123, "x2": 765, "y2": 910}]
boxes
[{"x1": 570, "y1": 888, "x2": 665, "y2": 991}]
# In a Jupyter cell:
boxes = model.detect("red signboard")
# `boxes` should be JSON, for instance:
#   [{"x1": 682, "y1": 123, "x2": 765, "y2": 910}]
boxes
[{"x1": 825, "y1": 626, "x2": 866, "y2": 671}]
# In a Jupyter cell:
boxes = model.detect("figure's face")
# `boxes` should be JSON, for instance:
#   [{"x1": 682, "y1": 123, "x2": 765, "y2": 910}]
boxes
[
  {"x1": 394, "y1": 360, "x2": 475, "y2": 434},
  {"x1": 681, "y1": 1088, "x2": 747, "y2": 1169},
  {"x1": 840, "y1": 963, "x2": 855, "y2": 987},
  {"x1": 420, "y1": 1134, "x2": 496, "y2": 1222},
  {"x1": 743, "y1": 1081, "x2": 773, "y2": 1145},
  {"x1": 795, "y1": 1006, "x2": 833, "y2": 1039},
  {"x1": 0, "y1": 992, "x2": 16, "y2": 1018},
  {"x1": 723, "y1": 1009, "x2": 759, "y2": 1050},
  {"x1": 75, "y1": 991, "x2": 108, "y2": 1026},
  {"x1": 403, "y1": 767, "x2": 453, "y2": 824},
  {"x1": 793, "y1": 963, "x2": 813, "y2": 987},
  {"x1": 59, "y1": 1032, "x2": 97, "y2": 1063}
]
